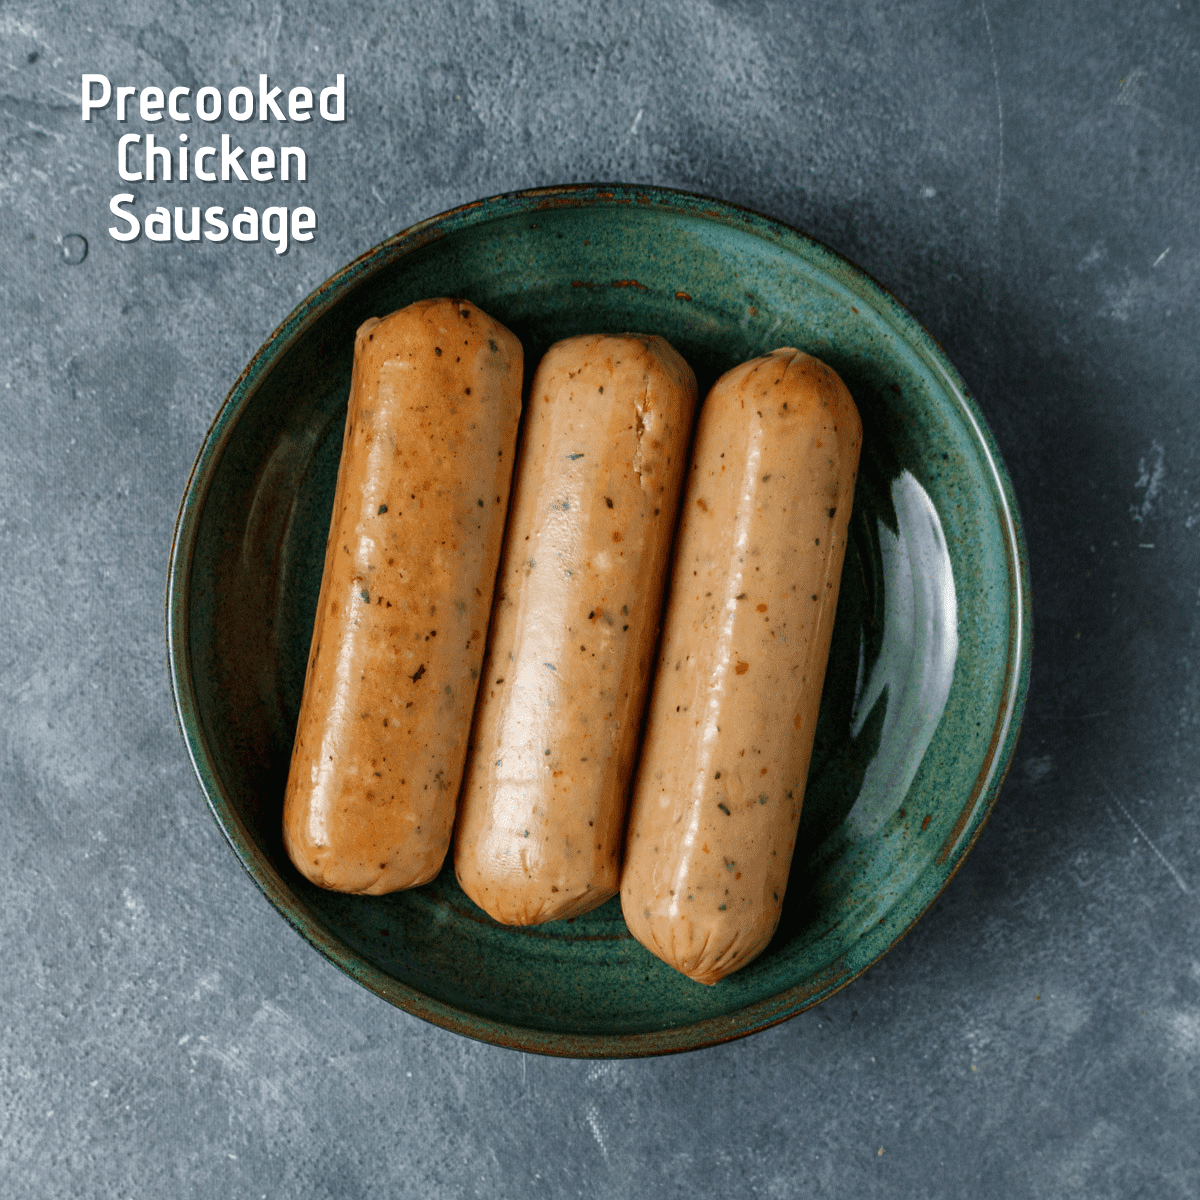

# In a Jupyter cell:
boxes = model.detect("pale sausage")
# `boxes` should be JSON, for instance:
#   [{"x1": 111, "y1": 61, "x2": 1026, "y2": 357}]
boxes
[
  {"x1": 620, "y1": 348, "x2": 861, "y2": 982},
  {"x1": 454, "y1": 334, "x2": 698, "y2": 924},
  {"x1": 283, "y1": 298, "x2": 523, "y2": 894}
]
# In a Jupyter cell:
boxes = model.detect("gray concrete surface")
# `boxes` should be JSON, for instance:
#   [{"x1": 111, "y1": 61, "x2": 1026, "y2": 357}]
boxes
[{"x1": 3, "y1": 1, "x2": 1199, "y2": 1196}]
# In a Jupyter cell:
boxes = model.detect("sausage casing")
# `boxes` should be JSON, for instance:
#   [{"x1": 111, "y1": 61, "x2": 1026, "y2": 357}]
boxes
[
  {"x1": 620, "y1": 348, "x2": 861, "y2": 982},
  {"x1": 283, "y1": 298, "x2": 523, "y2": 894},
  {"x1": 454, "y1": 334, "x2": 698, "y2": 924}
]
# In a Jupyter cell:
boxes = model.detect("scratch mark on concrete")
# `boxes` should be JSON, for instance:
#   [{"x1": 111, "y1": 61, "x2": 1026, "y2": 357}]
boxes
[
  {"x1": 980, "y1": 2, "x2": 1004, "y2": 245},
  {"x1": 1098, "y1": 776, "x2": 1191, "y2": 896},
  {"x1": 24, "y1": 120, "x2": 66, "y2": 143},
  {"x1": 979, "y1": 1, "x2": 1004, "y2": 394},
  {"x1": 585, "y1": 1103, "x2": 608, "y2": 1157},
  {"x1": 1114, "y1": 65, "x2": 1162, "y2": 125},
  {"x1": 1117, "y1": 66, "x2": 1147, "y2": 106},
  {"x1": 1132, "y1": 441, "x2": 1165, "y2": 523}
]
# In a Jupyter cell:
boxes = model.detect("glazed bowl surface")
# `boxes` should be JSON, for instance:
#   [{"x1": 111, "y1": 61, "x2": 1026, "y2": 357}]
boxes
[{"x1": 167, "y1": 184, "x2": 1031, "y2": 1057}]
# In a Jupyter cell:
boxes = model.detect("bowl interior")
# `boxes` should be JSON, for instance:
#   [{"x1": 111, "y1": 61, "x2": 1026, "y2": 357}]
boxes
[{"x1": 172, "y1": 189, "x2": 1028, "y2": 1054}]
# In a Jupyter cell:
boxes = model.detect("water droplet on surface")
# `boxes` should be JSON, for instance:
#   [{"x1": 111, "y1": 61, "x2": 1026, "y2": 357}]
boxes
[{"x1": 61, "y1": 234, "x2": 87, "y2": 265}]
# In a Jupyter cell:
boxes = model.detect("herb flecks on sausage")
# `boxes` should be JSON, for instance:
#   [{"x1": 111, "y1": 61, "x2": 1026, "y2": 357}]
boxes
[
  {"x1": 621, "y1": 348, "x2": 861, "y2": 984},
  {"x1": 282, "y1": 299, "x2": 523, "y2": 895},
  {"x1": 454, "y1": 334, "x2": 698, "y2": 925}
]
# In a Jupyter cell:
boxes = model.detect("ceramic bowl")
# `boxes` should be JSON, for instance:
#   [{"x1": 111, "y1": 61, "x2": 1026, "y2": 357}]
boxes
[{"x1": 166, "y1": 184, "x2": 1031, "y2": 1056}]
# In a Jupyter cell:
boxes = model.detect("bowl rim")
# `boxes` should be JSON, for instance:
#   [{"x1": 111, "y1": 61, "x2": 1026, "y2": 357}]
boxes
[{"x1": 165, "y1": 181, "x2": 1033, "y2": 1058}]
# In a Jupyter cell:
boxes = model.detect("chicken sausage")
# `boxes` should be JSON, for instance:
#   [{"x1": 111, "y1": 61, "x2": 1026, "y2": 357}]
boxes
[
  {"x1": 454, "y1": 334, "x2": 698, "y2": 924},
  {"x1": 283, "y1": 297, "x2": 523, "y2": 894},
  {"x1": 620, "y1": 348, "x2": 861, "y2": 982}
]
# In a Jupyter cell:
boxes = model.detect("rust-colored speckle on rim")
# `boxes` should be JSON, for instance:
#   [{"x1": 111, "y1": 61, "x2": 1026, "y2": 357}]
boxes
[{"x1": 937, "y1": 489, "x2": 1023, "y2": 866}]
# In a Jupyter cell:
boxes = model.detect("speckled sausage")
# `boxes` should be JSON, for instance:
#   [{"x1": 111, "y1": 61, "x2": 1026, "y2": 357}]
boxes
[
  {"x1": 620, "y1": 348, "x2": 861, "y2": 983},
  {"x1": 454, "y1": 334, "x2": 698, "y2": 924},
  {"x1": 282, "y1": 298, "x2": 523, "y2": 894}
]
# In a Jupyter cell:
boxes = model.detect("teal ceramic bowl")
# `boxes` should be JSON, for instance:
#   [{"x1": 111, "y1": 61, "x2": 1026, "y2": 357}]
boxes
[{"x1": 167, "y1": 184, "x2": 1031, "y2": 1057}]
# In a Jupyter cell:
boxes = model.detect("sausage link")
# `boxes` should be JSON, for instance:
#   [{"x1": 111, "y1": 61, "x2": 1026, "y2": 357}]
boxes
[
  {"x1": 283, "y1": 298, "x2": 523, "y2": 894},
  {"x1": 455, "y1": 334, "x2": 698, "y2": 924},
  {"x1": 620, "y1": 348, "x2": 861, "y2": 982}
]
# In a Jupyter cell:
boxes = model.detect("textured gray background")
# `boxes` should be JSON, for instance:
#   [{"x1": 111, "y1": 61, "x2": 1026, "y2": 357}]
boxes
[{"x1": 2, "y1": 0, "x2": 1199, "y2": 1196}]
